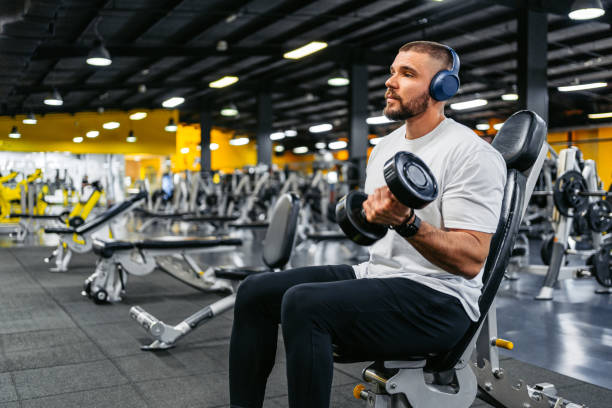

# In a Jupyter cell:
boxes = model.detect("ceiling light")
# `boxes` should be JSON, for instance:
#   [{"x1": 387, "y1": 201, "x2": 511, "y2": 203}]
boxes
[
  {"x1": 129, "y1": 112, "x2": 147, "y2": 120},
  {"x1": 269, "y1": 132, "x2": 285, "y2": 141},
  {"x1": 210, "y1": 143, "x2": 219, "y2": 150},
  {"x1": 284, "y1": 41, "x2": 328, "y2": 60},
  {"x1": 103, "y1": 121, "x2": 120, "y2": 129},
  {"x1": 209, "y1": 76, "x2": 239, "y2": 88},
  {"x1": 450, "y1": 99, "x2": 488, "y2": 110},
  {"x1": 220, "y1": 104, "x2": 239, "y2": 116},
  {"x1": 309, "y1": 123, "x2": 333, "y2": 133},
  {"x1": 370, "y1": 137, "x2": 382, "y2": 145},
  {"x1": 501, "y1": 93, "x2": 518, "y2": 101},
  {"x1": 180, "y1": 147, "x2": 189, "y2": 154},
  {"x1": 328, "y1": 140, "x2": 348, "y2": 150},
  {"x1": 476, "y1": 123, "x2": 490, "y2": 131},
  {"x1": 327, "y1": 70, "x2": 350, "y2": 87},
  {"x1": 8, "y1": 126, "x2": 21, "y2": 139},
  {"x1": 165, "y1": 118, "x2": 177, "y2": 132},
  {"x1": 284, "y1": 129, "x2": 297, "y2": 137},
  {"x1": 162, "y1": 96, "x2": 185, "y2": 108},
  {"x1": 86, "y1": 130, "x2": 99, "y2": 138},
  {"x1": 22, "y1": 113, "x2": 37, "y2": 125},
  {"x1": 315, "y1": 142, "x2": 327, "y2": 149},
  {"x1": 327, "y1": 171, "x2": 338, "y2": 184},
  {"x1": 126, "y1": 130, "x2": 137, "y2": 143},
  {"x1": 274, "y1": 145, "x2": 285, "y2": 152},
  {"x1": 493, "y1": 123, "x2": 503, "y2": 130},
  {"x1": 73, "y1": 136, "x2": 83, "y2": 143},
  {"x1": 569, "y1": 0, "x2": 605, "y2": 20},
  {"x1": 86, "y1": 43, "x2": 112, "y2": 66},
  {"x1": 588, "y1": 112, "x2": 612, "y2": 119},
  {"x1": 229, "y1": 137, "x2": 249, "y2": 146},
  {"x1": 557, "y1": 82, "x2": 607, "y2": 92},
  {"x1": 293, "y1": 146, "x2": 308, "y2": 154},
  {"x1": 43, "y1": 89, "x2": 63, "y2": 106},
  {"x1": 366, "y1": 115, "x2": 396, "y2": 125}
]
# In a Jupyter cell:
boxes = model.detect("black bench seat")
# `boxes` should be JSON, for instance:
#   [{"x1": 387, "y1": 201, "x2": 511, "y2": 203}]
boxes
[
  {"x1": 93, "y1": 236, "x2": 243, "y2": 258},
  {"x1": 214, "y1": 266, "x2": 270, "y2": 281}
]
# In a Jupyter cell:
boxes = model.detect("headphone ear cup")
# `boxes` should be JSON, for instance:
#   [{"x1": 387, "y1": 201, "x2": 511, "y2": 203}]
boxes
[{"x1": 430, "y1": 70, "x2": 459, "y2": 101}]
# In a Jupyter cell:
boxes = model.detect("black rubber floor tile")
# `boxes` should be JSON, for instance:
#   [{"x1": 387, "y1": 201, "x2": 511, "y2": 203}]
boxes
[
  {"x1": 80, "y1": 321, "x2": 152, "y2": 358},
  {"x1": 557, "y1": 382, "x2": 612, "y2": 407},
  {"x1": 135, "y1": 371, "x2": 233, "y2": 408},
  {"x1": 19, "y1": 385, "x2": 148, "y2": 408},
  {"x1": 0, "y1": 403, "x2": 19, "y2": 408},
  {"x1": 0, "y1": 328, "x2": 104, "y2": 372},
  {"x1": 0, "y1": 373, "x2": 17, "y2": 403},
  {"x1": 61, "y1": 299, "x2": 134, "y2": 326},
  {"x1": 0, "y1": 301, "x2": 76, "y2": 335},
  {"x1": 112, "y1": 349, "x2": 221, "y2": 382},
  {"x1": 12, "y1": 360, "x2": 129, "y2": 400}
]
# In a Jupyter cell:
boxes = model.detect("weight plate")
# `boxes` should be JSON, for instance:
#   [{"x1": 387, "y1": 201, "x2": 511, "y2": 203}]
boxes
[
  {"x1": 572, "y1": 211, "x2": 590, "y2": 236},
  {"x1": 383, "y1": 152, "x2": 438, "y2": 209},
  {"x1": 336, "y1": 191, "x2": 387, "y2": 246},
  {"x1": 586, "y1": 200, "x2": 612, "y2": 233},
  {"x1": 593, "y1": 245, "x2": 612, "y2": 288},
  {"x1": 552, "y1": 170, "x2": 589, "y2": 217}
]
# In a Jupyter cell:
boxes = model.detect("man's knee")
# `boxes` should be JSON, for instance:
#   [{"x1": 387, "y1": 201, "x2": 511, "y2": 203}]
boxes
[
  {"x1": 281, "y1": 284, "x2": 322, "y2": 324},
  {"x1": 235, "y1": 273, "x2": 271, "y2": 310}
]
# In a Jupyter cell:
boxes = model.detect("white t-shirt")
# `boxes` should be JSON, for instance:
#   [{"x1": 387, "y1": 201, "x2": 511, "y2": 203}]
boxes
[{"x1": 352, "y1": 118, "x2": 507, "y2": 321}]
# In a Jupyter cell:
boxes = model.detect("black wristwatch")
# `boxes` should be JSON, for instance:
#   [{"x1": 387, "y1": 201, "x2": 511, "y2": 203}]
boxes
[{"x1": 392, "y1": 213, "x2": 421, "y2": 238}]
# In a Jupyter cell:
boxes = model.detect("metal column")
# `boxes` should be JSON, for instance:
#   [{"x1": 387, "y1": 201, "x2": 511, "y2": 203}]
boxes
[
  {"x1": 200, "y1": 110, "x2": 212, "y2": 175},
  {"x1": 348, "y1": 63, "x2": 369, "y2": 189},
  {"x1": 256, "y1": 91, "x2": 272, "y2": 167},
  {"x1": 517, "y1": 8, "x2": 548, "y2": 124}
]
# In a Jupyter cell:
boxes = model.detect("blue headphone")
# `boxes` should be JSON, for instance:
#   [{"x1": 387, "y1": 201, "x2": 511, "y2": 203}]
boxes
[{"x1": 429, "y1": 46, "x2": 460, "y2": 101}]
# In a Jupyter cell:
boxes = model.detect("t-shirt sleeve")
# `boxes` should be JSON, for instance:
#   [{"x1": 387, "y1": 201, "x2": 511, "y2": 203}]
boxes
[{"x1": 441, "y1": 150, "x2": 507, "y2": 233}]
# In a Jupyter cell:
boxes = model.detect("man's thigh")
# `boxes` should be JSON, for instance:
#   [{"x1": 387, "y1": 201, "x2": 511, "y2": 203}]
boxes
[{"x1": 283, "y1": 277, "x2": 470, "y2": 360}]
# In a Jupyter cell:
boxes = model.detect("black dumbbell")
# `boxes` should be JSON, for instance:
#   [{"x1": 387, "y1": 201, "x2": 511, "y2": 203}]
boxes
[{"x1": 335, "y1": 152, "x2": 438, "y2": 245}]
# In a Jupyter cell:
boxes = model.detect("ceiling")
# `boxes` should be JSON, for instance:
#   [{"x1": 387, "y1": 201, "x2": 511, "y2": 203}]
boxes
[{"x1": 1, "y1": 0, "x2": 611, "y2": 149}]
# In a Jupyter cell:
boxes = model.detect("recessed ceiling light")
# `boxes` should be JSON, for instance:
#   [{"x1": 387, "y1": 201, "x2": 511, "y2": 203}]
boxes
[
  {"x1": 450, "y1": 99, "x2": 488, "y2": 110},
  {"x1": 557, "y1": 82, "x2": 607, "y2": 92},
  {"x1": 102, "y1": 121, "x2": 120, "y2": 129},
  {"x1": 283, "y1": 41, "x2": 328, "y2": 59},
  {"x1": 588, "y1": 112, "x2": 612, "y2": 119},
  {"x1": 501, "y1": 93, "x2": 518, "y2": 101},
  {"x1": 221, "y1": 104, "x2": 239, "y2": 116},
  {"x1": 86, "y1": 130, "x2": 99, "y2": 138},
  {"x1": 274, "y1": 145, "x2": 285, "y2": 152},
  {"x1": 210, "y1": 143, "x2": 219, "y2": 150},
  {"x1": 315, "y1": 142, "x2": 327, "y2": 149},
  {"x1": 229, "y1": 137, "x2": 249, "y2": 146},
  {"x1": 161, "y1": 96, "x2": 185, "y2": 108},
  {"x1": 309, "y1": 123, "x2": 333, "y2": 133},
  {"x1": 476, "y1": 123, "x2": 490, "y2": 130},
  {"x1": 493, "y1": 123, "x2": 503, "y2": 130},
  {"x1": 270, "y1": 132, "x2": 285, "y2": 141},
  {"x1": 209, "y1": 76, "x2": 239, "y2": 88},
  {"x1": 180, "y1": 147, "x2": 189, "y2": 154},
  {"x1": 328, "y1": 140, "x2": 347, "y2": 150},
  {"x1": 129, "y1": 112, "x2": 147, "y2": 120},
  {"x1": 73, "y1": 136, "x2": 83, "y2": 143},
  {"x1": 284, "y1": 129, "x2": 297, "y2": 137},
  {"x1": 292, "y1": 146, "x2": 308, "y2": 154}
]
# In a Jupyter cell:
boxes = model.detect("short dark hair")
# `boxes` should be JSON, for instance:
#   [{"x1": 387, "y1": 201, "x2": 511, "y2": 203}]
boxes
[{"x1": 398, "y1": 41, "x2": 453, "y2": 70}]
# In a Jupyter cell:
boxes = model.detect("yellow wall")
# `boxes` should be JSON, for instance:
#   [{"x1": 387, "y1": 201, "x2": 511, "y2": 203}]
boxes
[
  {"x1": 0, "y1": 109, "x2": 178, "y2": 154},
  {"x1": 548, "y1": 128, "x2": 612, "y2": 189}
]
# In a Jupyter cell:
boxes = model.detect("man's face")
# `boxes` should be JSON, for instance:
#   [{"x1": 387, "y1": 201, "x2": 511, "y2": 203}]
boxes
[{"x1": 383, "y1": 51, "x2": 441, "y2": 121}]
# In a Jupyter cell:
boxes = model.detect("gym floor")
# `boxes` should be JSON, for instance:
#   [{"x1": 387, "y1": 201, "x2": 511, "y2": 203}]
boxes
[{"x1": 0, "y1": 241, "x2": 610, "y2": 407}]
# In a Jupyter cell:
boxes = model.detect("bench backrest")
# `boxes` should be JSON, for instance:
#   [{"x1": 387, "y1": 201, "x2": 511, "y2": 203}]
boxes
[
  {"x1": 262, "y1": 193, "x2": 301, "y2": 269},
  {"x1": 426, "y1": 110, "x2": 547, "y2": 372}
]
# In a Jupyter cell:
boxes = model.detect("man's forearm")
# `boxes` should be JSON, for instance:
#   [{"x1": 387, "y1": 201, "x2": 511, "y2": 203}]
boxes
[{"x1": 404, "y1": 221, "x2": 489, "y2": 279}]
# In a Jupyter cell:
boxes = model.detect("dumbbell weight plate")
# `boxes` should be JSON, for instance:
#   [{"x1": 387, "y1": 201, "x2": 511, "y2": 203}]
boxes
[
  {"x1": 552, "y1": 170, "x2": 589, "y2": 217},
  {"x1": 336, "y1": 191, "x2": 388, "y2": 246},
  {"x1": 593, "y1": 245, "x2": 611, "y2": 288},
  {"x1": 586, "y1": 200, "x2": 612, "y2": 233},
  {"x1": 384, "y1": 152, "x2": 438, "y2": 209}
]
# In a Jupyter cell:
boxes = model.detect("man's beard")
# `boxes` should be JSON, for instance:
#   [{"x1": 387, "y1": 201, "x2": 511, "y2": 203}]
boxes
[{"x1": 383, "y1": 90, "x2": 430, "y2": 121}]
